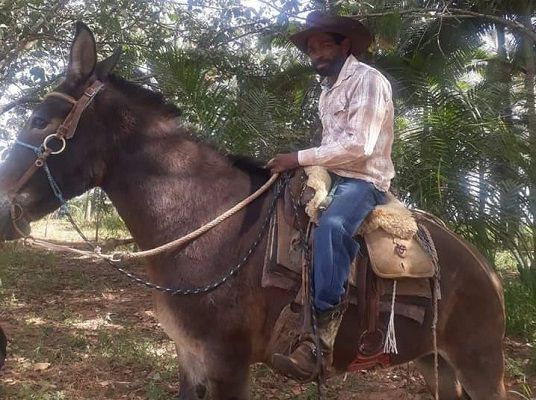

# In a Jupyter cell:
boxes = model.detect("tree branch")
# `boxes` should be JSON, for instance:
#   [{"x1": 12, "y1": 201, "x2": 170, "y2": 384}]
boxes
[
  {"x1": 0, "y1": 74, "x2": 62, "y2": 115},
  {"x1": 0, "y1": 95, "x2": 40, "y2": 115},
  {"x1": 0, "y1": 0, "x2": 69, "y2": 76},
  {"x1": 354, "y1": 7, "x2": 536, "y2": 43}
]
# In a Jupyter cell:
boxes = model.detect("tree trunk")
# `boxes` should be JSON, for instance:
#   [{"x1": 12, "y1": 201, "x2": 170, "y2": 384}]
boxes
[
  {"x1": 495, "y1": 24, "x2": 519, "y2": 238},
  {"x1": 84, "y1": 191, "x2": 92, "y2": 221},
  {"x1": 94, "y1": 189, "x2": 103, "y2": 243},
  {"x1": 520, "y1": 15, "x2": 536, "y2": 271}
]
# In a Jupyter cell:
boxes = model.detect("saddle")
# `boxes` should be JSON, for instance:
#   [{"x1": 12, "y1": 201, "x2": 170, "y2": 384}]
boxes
[{"x1": 263, "y1": 169, "x2": 438, "y2": 372}]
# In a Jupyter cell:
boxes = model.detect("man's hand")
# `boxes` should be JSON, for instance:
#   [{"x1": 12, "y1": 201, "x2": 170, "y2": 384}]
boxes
[{"x1": 266, "y1": 152, "x2": 299, "y2": 174}]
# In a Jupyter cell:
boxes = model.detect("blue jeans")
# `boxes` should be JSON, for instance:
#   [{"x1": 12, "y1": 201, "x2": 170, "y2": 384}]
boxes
[{"x1": 313, "y1": 177, "x2": 386, "y2": 311}]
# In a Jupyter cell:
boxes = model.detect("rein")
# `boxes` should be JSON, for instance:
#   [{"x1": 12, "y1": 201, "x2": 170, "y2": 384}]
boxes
[
  {"x1": 18, "y1": 175, "x2": 284, "y2": 295},
  {"x1": 8, "y1": 79, "x2": 287, "y2": 295}
]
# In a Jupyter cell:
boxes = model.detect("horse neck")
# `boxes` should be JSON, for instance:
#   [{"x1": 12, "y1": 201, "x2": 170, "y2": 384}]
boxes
[{"x1": 101, "y1": 123, "x2": 265, "y2": 251}]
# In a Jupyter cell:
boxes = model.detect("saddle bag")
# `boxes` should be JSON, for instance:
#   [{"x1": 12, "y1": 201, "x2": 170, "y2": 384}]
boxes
[{"x1": 364, "y1": 228, "x2": 435, "y2": 279}]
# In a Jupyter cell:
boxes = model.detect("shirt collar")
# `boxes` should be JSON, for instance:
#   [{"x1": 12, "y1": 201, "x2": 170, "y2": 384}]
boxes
[{"x1": 321, "y1": 55, "x2": 360, "y2": 91}]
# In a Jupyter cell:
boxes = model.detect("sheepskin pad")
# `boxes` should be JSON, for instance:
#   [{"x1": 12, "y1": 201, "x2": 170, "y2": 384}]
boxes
[
  {"x1": 358, "y1": 193, "x2": 417, "y2": 240},
  {"x1": 304, "y1": 167, "x2": 417, "y2": 239},
  {"x1": 304, "y1": 166, "x2": 332, "y2": 223}
]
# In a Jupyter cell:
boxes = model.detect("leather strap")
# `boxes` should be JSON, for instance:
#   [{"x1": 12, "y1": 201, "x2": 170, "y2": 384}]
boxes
[
  {"x1": 355, "y1": 248, "x2": 385, "y2": 357},
  {"x1": 7, "y1": 80, "x2": 103, "y2": 198},
  {"x1": 8, "y1": 148, "x2": 53, "y2": 200},
  {"x1": 357, "y1": 254, "x2": 368, "y2": 328},
  {"x1": 56, "y1": 81, "x2": 103, "y2": 139},
  {"x1": 367, "y1": 265, "x2": 382, "y2": 333}
]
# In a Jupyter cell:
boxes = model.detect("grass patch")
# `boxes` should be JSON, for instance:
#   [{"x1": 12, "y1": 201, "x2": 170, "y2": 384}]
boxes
[
  {"x1": 0, "y1": 244, "x2": 177, "y2": 399},
  {"x1": 0, "y1": 243, "x2": 96, "y2": 298},
  {"x1": 0, "y1": 383, "x2": 67, "y2": 400},
  {"x1": 92, "y1": 327, "x2": 177, "y2": 381},
  {"x1": 0, "y1": 243, "x2": 57, "y2": 295}
]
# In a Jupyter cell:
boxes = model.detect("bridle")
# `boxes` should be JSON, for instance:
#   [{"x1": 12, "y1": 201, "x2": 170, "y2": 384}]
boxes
[
  {"x1": 7, "y1": 80, "x2": 104, "y2": 234},
  {"x1": 3, "y1": 79, "x2": 288, "y2": 296}
]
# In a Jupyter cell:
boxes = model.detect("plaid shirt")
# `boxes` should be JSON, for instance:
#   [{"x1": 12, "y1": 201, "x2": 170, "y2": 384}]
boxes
[{"x1": 298, "y1": 55, "x2": 395, "y2": 192}]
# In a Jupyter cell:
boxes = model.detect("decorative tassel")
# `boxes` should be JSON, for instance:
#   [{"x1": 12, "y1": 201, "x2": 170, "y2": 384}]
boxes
[{"x1": 383, "y1": 280, "x2": 398, "y2": 354}]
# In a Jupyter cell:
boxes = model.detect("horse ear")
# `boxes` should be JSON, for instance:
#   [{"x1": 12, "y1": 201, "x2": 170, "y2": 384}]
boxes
[
  {"x1": 67, "y1": 22, "x2": 97, "y2": 81},
  {"x1": 96, "y1": 47, "x2": 122, "y2": 80}
]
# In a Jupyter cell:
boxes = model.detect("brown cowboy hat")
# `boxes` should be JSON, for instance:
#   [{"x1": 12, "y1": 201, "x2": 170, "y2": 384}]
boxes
[{"x1": 289, "y1": 11, "x2": 373, "y2": 57}]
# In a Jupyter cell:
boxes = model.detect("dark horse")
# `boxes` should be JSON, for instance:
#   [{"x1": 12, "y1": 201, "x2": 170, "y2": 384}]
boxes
[{"x1": 0, "y1": 23, "x2": 506, "y2": 399}]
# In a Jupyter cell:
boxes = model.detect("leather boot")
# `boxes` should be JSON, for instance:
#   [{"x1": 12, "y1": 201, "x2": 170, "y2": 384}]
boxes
[{"x1": 271, "y1": 303, "x2": 346, "y2": 382}]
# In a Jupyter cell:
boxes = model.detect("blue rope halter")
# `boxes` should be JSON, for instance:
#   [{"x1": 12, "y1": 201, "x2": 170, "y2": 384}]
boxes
[{"x1": 14, "y1": 139, "x2": 68, "y2": 213}]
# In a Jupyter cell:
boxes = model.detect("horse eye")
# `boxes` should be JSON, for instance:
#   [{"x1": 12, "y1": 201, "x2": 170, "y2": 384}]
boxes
[{"x1": 32, "y1": 117, "x2": 48, "y2": 130}]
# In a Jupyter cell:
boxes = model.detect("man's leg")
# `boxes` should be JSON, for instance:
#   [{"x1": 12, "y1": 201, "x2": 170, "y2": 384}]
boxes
[
  {"x1": 272, "y1": 177, "x2": 385, "y2": 381},
  {"x1": 313, "y1": 178, "x2": 385, "y2": 311}
]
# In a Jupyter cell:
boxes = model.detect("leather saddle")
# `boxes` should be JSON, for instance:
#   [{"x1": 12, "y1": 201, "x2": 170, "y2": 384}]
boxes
[{"x1": 263, "y1": 170, "x2": 438, "y2": 371}]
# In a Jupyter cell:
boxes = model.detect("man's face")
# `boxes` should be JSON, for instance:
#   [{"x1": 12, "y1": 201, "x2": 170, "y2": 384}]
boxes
[{"x1": 307, "y1": 32, "x2": 350, "y2": 77}]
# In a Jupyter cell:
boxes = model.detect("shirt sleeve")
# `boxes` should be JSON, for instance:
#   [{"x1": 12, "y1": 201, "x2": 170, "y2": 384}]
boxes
[{"x1": 298, "y1": 70, "x2": 390, "y2": 168}]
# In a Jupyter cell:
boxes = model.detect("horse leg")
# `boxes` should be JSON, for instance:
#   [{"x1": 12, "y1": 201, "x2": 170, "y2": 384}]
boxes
[
  {"x1": 203, "y1": 344, "x2": 251, "y2": 400},
  {"x1": 175, "y1": 346, "x2": 210, "y2": 400},
  {"x1": 175, "y1": 343, "x2": 250, "y2": 400},
  {"x1": 414, "y1": 354, "x2": 468, "y2": 399},
  {"x1": 176, "y1": 347, "x2": 210, "y2": 400},
  {"x1": 204, "y1": 364, "x2": 250, "y2": 400},
  {"x1": 443, "y1": 345, "x2": 507, "y2": 400}
]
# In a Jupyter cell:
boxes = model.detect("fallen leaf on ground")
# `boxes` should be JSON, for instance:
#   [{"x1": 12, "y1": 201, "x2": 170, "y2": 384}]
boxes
[{"x1": 33, "y1": 362, "x2": 51, "y2": 371}]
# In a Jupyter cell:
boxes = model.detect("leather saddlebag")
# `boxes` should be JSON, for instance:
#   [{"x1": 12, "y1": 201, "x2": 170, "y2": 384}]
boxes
[{"x1": 364, "y1": 228, "x2": 435, "y2": 279}]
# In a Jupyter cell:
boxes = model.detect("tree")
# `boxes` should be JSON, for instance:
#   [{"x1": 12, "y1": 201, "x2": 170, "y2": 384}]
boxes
[{"x1": 2, "y1": 0, "x2": 535, "y2": 283}]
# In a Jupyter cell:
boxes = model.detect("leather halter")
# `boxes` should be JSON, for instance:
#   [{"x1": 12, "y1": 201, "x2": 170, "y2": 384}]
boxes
[
  {"x1": 6, "y1": 80, "x2": 104, "y2": 237},
  {"x1": 7, "y1": 80, "x2": 104, "y2": 200}
]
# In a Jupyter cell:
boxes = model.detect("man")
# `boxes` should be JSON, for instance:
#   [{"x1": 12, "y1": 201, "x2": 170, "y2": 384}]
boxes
[{"x1": 267, "y1": 11, "x2": 395, "y2": 381}]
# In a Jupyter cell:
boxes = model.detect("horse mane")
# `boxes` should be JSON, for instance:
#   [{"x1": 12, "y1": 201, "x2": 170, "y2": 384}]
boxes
[
  {"x1": 108, "y1": 75, "x2": 182, "y2": 118},
  {"x1": 229, "y1": 155, "x2": 270, "y2": 180},
  {"x1": 108, "y1": 75, "x2": 270, "y2": 181}
]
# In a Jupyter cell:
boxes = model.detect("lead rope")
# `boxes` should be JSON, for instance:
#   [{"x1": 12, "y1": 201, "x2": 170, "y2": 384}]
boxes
[
  {"x1": 11, "y1": 147, "x2": 287, "y2": 295},
  {"x1": 116, "y1": 173, "x2": 281, "y2": 260},
  {"x1": 288, "y1": 181, "x2": 323, "y2": 399},
  {"x1": 417, "y1": 224, "x2": 441, "y2": 400},
  {"x1": 19, "y1": 178, "x2": 285, "y2": 295},
  {"x1": 12, "y1": 138, "x2": 280, "y2": 263},
  {"x1": 433, "y1": 274, "x2": 440, "y2": 400}
]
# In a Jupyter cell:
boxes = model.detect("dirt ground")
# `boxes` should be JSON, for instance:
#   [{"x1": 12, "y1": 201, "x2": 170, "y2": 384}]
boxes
[{"x1": 0, "y1": 243, "x2": 534, "y2": 399}]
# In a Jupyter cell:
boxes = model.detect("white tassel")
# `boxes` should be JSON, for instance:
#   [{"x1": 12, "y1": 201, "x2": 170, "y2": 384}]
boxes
[{"x1": 383, "y1": 280, "x2": 398, "y2": 354}]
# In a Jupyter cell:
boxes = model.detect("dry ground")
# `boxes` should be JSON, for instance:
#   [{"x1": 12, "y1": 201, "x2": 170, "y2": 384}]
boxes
[{"x1": 0, "y1": 237, "x2": 534, "y2": 399}]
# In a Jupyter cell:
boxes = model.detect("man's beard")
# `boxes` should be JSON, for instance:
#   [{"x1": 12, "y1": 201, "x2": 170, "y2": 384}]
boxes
[{"x1": 312, "y1": 55, "x2": 346, "y2": 77}]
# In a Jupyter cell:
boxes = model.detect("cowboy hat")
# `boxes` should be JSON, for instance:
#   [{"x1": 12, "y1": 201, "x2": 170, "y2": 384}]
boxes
[{"x1": 289, "y1": 11, "x2": 373, "y2": 57}]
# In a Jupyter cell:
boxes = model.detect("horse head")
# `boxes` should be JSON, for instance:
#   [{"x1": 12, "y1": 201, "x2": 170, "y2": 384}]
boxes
[{"x1": 0, "y1": 22, "x2": 122, "y2": 240}]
